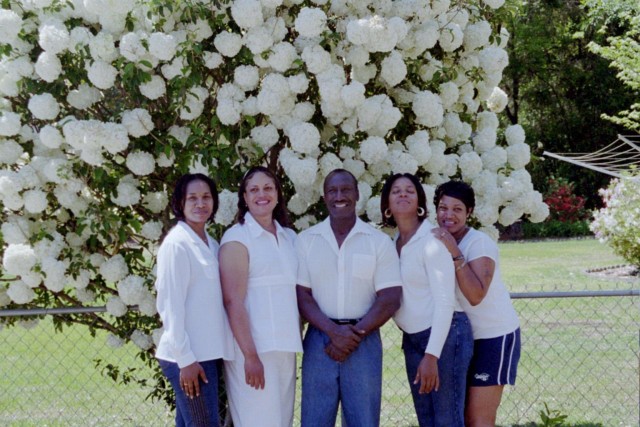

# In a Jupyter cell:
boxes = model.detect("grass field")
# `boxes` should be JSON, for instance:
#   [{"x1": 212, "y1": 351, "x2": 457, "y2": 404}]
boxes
[{"x1": 0, "y1": 238, "x2": 638, "y2": 426}]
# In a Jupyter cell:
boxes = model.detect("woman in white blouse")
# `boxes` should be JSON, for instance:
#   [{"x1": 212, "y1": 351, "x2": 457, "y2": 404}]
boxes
[
  {"x1": 219, "y1": 166, "x2": 302, "y2": 427},
  {"x1": 155, "y1": 173, "x2": 234, "y2": 427},
  {"x1": 381, "y1": 173, "x2": 473, "y2": 427}
]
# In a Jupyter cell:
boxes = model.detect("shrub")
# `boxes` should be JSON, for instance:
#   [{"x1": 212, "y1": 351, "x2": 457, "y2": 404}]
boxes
[
  {"x1": 591, "y1": 175, "x2": 640, "y2": 267},
  {"x1": 544, "y1": 176, "x2": 589, "y2": 222}
]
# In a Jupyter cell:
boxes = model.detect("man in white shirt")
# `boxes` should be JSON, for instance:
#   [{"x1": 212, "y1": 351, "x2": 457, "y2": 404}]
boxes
[{"x1": 296, "y1": 169, "x2": 403, "y2": 427}]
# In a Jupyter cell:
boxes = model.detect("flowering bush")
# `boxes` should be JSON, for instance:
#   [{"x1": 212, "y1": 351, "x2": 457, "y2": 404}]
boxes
[
  {"x1": 0, "y1": 0, "x2": 548, "y2": 402},
  {"x1": 543, "y1": 176, "x2": 589, "y2": 223},
  {"x1": 591, "y1": 175, "x2": 640, "y2": 268}
]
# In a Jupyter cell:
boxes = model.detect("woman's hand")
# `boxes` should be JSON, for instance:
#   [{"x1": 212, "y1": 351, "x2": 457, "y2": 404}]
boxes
[
  {"x1": 180, "y1": 362, "x2": 208, "y2": 399},
  {"x1": 431, "y1": 227, "x2": 460, "y2": 256},
  {"x1": 414, "y1": 353, "x2": 439, "y2": 394},
  {"x1": 244, "y1": 353, "x2": 265, "y2": 390}
]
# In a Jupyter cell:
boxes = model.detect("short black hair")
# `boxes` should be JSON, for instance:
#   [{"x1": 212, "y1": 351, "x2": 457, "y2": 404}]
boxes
[
  {"x1": 170, "y1": 173, "x2": 219, "y2": 223},
  {"x1": 235, "y1": 166, "x2": 292, "y2": 227},
  {"x1": 380, "y1": 173, "x2": 427, "y2": 227},
  {"x1": 323, "y1": 168, "x2": 358, "y2": 195},
  {"x1": 434, "y1": 180, "x2": 475, "y2": 213}
]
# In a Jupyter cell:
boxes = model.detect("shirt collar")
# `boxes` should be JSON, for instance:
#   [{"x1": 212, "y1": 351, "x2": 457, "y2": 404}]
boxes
[
  {"x1": 312, "y1": 216, "x2": 374, "y2": 238},
  {"x1": 244, "y1": 211, "x2": 289, "y2": 240},
  {"x1": 177, "y1": 220, "x2": 214, "y2": 251},
  {"x1": 393, "y1": 219, "x2": 434, "y2": 244}
]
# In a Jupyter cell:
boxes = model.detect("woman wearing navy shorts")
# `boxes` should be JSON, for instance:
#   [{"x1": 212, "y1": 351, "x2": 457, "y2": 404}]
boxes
[{"x1": 432, "y1": 180, "x2": 521, "y2": 427}]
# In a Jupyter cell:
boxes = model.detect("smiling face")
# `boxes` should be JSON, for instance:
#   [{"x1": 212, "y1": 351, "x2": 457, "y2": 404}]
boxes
[
  {"x1": 323, "y1": 171, "x2": 359, "y2": 221},
  {"x1": 388, "y1": 177, "x2": 419, "y2": 219},
  {"x1": 243, "y1": 171, "x2": 278, "y2": 220},
  {"x1": 182, "y1": 179, "x2": 215, "y2": 229},
  {"x1": 436, "y1": 194, "x2": 470, "y2": 235}
]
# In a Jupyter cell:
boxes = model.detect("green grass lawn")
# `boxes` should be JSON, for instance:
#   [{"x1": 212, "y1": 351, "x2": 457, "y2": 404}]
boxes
[{"x1": 0, "y1": 238, "x2": 638, "y2": 426}]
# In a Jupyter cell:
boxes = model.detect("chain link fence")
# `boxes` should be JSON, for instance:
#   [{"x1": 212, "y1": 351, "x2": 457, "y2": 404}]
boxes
[{"x1": 1, "y1": 242, "x2": 639, "y2": 426}]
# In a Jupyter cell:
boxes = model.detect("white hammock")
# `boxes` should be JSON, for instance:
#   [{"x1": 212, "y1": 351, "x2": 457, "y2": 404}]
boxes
[{"x1": 543, "y1": 134, "x2": 640, "y2": 179}]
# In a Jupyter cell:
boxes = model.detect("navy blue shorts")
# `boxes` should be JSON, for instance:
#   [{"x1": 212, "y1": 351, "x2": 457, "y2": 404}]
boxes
[{"x1": 468, "y1": 328, "x2": 521, "y2": 387}]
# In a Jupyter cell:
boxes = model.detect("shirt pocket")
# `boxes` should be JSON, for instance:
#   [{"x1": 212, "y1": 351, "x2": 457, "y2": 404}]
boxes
[{"x1": 352, "y1": 253, "x2": 375, "y2": 281}]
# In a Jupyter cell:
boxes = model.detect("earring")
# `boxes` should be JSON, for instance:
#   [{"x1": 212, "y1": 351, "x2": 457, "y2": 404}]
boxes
[
  {"x1": 417, "y1": 207, "x2": 426, "y2": 217},
  {"x1": 384, "y1": 209, "x2": 392, "y2": 219}
]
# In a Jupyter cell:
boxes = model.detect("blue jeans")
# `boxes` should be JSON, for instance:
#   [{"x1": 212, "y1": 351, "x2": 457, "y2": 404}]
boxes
[
  {"x1": 402, "y1": 312, "x2": 474, "y2": 427},
  {"x1": 158, "y1": 359, "x2": 220, "y2": 427},
  {"x1": 301, "y1": 325, "x2": 383, "y2": 427}
]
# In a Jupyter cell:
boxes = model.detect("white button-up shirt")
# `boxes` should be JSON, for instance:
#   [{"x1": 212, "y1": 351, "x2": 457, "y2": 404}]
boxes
[
  {"x1": 221, "y1": 213, "x2": 303, "y2": 353},
  {"x1": 296, "y1": 218, "x2": 402, "y2": 320},
  {"x1": 155, "y1": 221, "x2": 234, "y2": 367},
  {"x1": 393, "y1": 220, "x2": 461, "y2": 358}
]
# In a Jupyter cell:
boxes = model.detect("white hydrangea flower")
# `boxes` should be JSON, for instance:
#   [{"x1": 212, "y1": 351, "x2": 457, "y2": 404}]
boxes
[
  {"x1": 234, "y1": 66, "x2": 260, "y2": 91},
  {"x1": 1, "y1": 220, "x2": 28, "y2": 244},
  {"x1": 131, "y1": 329, "x2": 153, "y2": 350},
  {"x1": 138, "y1": 292, "x2": 157, "y2": 316},
  {"x1": 106, "y1": 333, "x2": 124, "y2": 348},
  {"x1": 359, "y1": 136, "x2": 388, "y2": 164},
  {"x1": 295, "y1": 7, "x2": 327, "y2": 38},
  {"x1": 67, "y1": 83, "x2": 101, "y2": 110},
  {"x1": 3, "y1": 244, "x2": 37, "y2": 276},
  {"x1": 439, "y1": 82, "x2": 459, "y2": 110},
  {"x1": 366, "y1": 195, "x2": 382, "y2": 224},
  {"x1": 279, "y1": 148, "x2": 318, "y2": 188},
  {"x1": 319, "y1": 152, "x2": 343, "y2": 177},
  {"x1": 380, "y1": 50, "x2": 407, "y2": 87},
  {"x1": 464, "y1": 20, "x2": 492, "y2": 51},
  {"x1": 0, "y1": 9, "x2": 22, "y2": 43},
  {"x1": 139, "y1": 75, "x2": 166, "y2": 100},
  {"x1": 27, "y1": 93, "x2": 60, "y2": 121},
  {"x1": 0, "y1": 139, "x2": 23, "y2": 164},
  {"x1": 0, "y1": 112, "x2": 22, "y2": 137},
  {"x1": 479, "y1": 46, "x2": 509, "y2": 74},
  {"x1": 117, "y1": 274, "x2": 146, "y2": 305},
  {"x1": 406, "y1": 131, "x2": 432, "y2": 165},
  {"x1": 267, "y1": 42, "x2": 298, "y2": 72},
  {"x1": 41, "y1": 258, "x2": 67, "y2": 292},
  {"x1": 76, "y1": 288, "x2": 96, "y2": 303},
  {"x1": 301, "y1": 45, "x2": 331, "y2": 75},
  {"x1": 288, "y1": 74, "x2": 310, "y2": 95},
  {"x1": 413, "y1": 91, "x2": 444, "y2": 128},
  {"x1": 70, "y1": 269, "x2": 91, "y2": 289},
  {"x1": 141, "y1": 221, "x2": 163, "y2": 241},
  {"x1": 149, "y1": 32, "x2": 177, "y2": 61},
  {"x1": 231, "y1": 0, "x2": 263, "y2": 29},
  {"x1": 506, "y1": 142, "x2": 530, "y2": 169},
  {"x1": 168, "y1": 125, "x2": 191, "y2": 146},
  {"x1": 157, "y1": 151, "x2": 175, "y2": 168},
  {"x1": 340, "y1": 81, "x2": 366, "y2": 109},
  {"x1": 505, "y1": 124, "x2": 526, "y2": 146},
  {"x1": 287, "y1": 122, "x2": 320, "y2": 155},
  {"x1": 143, "y1": 191, "x2": 168, "y2": 213},
  {"x1": 119, "y1": 32, "x2": 146, "y2": 62},
  {"x1": 215, "y1": 189, "x2": 238, "y2": 226},
  {"x1": 39, "y1": 18, "x2": 70, "y2": 54},
  {"x1": 459, "y1": 151, "x2": 484, "y2": 181},
  {"x1": 39, "y1": 125, "x2": 64, "y2": 149},
  {"x1": 482, "y1": 0, "x2": 505, "y2": 9},
  {"x1": 23, "y1": 190, "x2": 48, "y2": 214},
  {"x1": 87, "y1": 60, "x2": 117, "y2": 90},
  {"x1": 344, "y1": 158, "x2": 365, "y2": 179},
  {"x1": 106, "y1": 295, "x2": 128, "y2": 317},
  {"x1": 481, "y1": 146, "x2": 507, "y2": 172},
  {"x1": 217, "y1": 99, "x2": 242, "y2": 126},
  {"x1": 439, "y1": 23, "x2": 464, "y2": 52},
  {"x1": 203, "y1": 51, "x2": 224, "y2": 69},
  {"x1": 487, "y1": 86, "x2": 508, "y2": 113},
  {"x1": 180, "y1": 86, "x2": 208, "y2": 120},
  {"x1": 89, "y1": 32, "x2": 118, "y2": 63},
  {"x1": 126, "y1": 151, "x2": 155, "y2": 176},
  {"x1": 251, "y1": 125, "x2": 280, "y2": 151},
  {"x1": 473, "y1": 127, "x2": 497, "y2": 153},
  {"x1": 102, "y1": 123, "x2": 130, "y2": 154},
  {"x1": 7, "y1": 281, "x2": 35, "y2": 304},
  {"x1": 122, "y1": 108, "x2": 154, "y2": 137},
  {"x1": 100, "y1": 254, "x2": 129, "y2": 284}
]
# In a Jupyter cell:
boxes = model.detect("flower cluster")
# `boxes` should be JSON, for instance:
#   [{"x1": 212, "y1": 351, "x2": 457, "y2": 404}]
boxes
[
  {"x1": 591, "y1": 176, "x2": 640, "y2": 268},
  {"x1": 0, "y1": 0, "x2": 547, "y2": 399},
  {"x1": 543, "y1": 177, "x2": 589, "y2": 223}
]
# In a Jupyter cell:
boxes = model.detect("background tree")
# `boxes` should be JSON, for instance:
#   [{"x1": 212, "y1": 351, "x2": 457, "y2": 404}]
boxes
[{"x1": 502, "y1": 0, "x2": 637, "y2": 209}]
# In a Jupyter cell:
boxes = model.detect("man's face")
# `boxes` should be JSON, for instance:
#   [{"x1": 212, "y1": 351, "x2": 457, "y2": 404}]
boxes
[{"x1": 323, "y1": 172, "x2": 359, "y2": 220}]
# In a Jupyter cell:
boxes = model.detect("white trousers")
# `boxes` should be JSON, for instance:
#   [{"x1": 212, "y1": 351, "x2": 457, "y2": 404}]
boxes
[{"x1": 224, "y1": 350, "x2": 297, "y2": 427}]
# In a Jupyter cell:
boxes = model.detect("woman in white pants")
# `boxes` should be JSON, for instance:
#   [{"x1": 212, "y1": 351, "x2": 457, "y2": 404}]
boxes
[{"x1": 219, "y1": 166, "x2": 302, "y2": 427}]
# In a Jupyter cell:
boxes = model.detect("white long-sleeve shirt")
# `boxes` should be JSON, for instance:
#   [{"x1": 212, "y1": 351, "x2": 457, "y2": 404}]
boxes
[
  {"x1": 393, "y1": 221, "x2": 461, "y2": 358},
  {"x1": 155, "y1": 221, "x2": 234, "y2": 367}
]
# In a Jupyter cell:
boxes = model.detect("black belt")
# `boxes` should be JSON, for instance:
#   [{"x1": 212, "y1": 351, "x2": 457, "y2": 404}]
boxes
[{"x1": 330, "y1": 318, "x2": 360, "y2": 325}]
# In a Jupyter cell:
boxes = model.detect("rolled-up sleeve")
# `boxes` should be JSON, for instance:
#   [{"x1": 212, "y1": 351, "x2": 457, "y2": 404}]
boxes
[{"x1": 373, "y1": 236, "x2": 402, "y2": 291}]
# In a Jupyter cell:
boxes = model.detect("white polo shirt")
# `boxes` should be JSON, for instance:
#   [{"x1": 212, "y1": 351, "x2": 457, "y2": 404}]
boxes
[
  {"x1": 296, "y1": 218, "x2": 402, "y2": 320},
  {"x1": 221, "y1": 213, "x2": 303, "y2": 354},
  {"x1": 393, "y1": 220, "x2": 461, "y2": 358},
  {"x1": 455, "y1": 228, "x2": 520, "y2": 339},
  {"x1": 155, "y1": 221, "x2": 234, "y2": 367}
]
